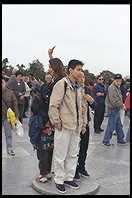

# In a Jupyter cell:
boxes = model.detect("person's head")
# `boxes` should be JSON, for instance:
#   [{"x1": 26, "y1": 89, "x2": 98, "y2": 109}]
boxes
[
  {"x1": 96, "y1": 75, "x2": 105, "y2": 84},
  {"x1": 125, "y1": 75, "x2": 130, "y2": 83},
  {"x1": 48, "y1": 58, "x2": 66, "y2": 78},
  {"x1": 23, "y1": 76, "x2": 29, "y2": 83},
  {"x1": 88, "y1": 81, "x2": 94, "y2": 86},
  {"x1": 15, "y1": 70, "x2": 23, "y2": 81},
  {"x1": 78, "y1": 70, "x2": 85, "y2": 86},
  {"x1": 2, "y1": 75, "x2": 7, "y2": 90},
  {"x1": 67, "y1": 59, "x2": 84, "y2": 82},
  {"x1": 31, "y1": 94, "x2": 49, "y2": 124},
  {"x1": 38, "y1": 78, "x2": 43, "y2": 83},
  {"x1": 12, "y1": 68, "x2": 17, "y2": 75},
  {"x1": 108, "y1": 78, "x2": 114, "y2": 85},
  {"x1": 29, "y1": 76, "x2": 34, "y2": 82},
  {"x1": 113, "y1": 74, "x2": 122, "y2": 87},
  {"x1": 45, "y1": 73, "x2": 52, "y2": 84},
  {"x1": 29, "y1": 73, "x2": 34, "y2": 77}
]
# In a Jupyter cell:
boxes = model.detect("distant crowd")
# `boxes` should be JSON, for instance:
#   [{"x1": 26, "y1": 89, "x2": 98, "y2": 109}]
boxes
[{"x1": 2, "y1": 46, "x2": 130, "y2": 194}]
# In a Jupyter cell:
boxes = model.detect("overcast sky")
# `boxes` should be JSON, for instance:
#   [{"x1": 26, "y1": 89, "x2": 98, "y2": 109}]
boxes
[{"x1": 2, "y1": 4, "x2": 130, "y2": 77}]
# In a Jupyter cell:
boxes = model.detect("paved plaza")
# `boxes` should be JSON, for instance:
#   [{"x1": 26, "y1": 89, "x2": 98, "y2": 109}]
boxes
[{"x1": 2, "y1": 110, "x2": 130, "y2": 195}]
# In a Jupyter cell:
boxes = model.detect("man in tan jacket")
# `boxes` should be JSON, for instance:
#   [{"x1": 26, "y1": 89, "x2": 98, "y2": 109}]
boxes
[{"x1": 48, "y1": 59, "x2": 87, "y2": 194}]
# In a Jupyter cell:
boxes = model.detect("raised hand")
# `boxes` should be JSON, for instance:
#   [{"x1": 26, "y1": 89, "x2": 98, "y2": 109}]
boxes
[{"x1": 48, "y1": 46, "x2": 56, "y2": 59}]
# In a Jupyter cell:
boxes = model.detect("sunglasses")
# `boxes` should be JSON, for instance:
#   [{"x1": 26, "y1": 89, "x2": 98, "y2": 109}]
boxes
[{"x1": 98, "y1": 78, "x2": 104, "y2": 80}]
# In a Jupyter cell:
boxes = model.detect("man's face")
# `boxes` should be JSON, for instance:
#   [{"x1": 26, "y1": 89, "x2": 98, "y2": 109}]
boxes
[
  {"x1": 70, "y1": 65, "x2": 83, "y2": 81},
  {"x1": 16, "y1": 74, "x2": 23, "y2": 82},
  {"x1": 2, "y1": 79, "x2": 6, "y2": 90},
  {"x1": 113, "y1": 79, "x2": 122, "y2": 87},
  {"x1": 45, "y1": 75, "x2": 52, "y2": 84},
  {"x1": 97, "y1": 76, "x2": 104, "y2": 84}
]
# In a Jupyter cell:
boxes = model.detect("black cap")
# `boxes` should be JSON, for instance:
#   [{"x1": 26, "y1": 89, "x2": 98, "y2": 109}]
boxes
[{"x1": 114, "y1": 74, "x2": 122, "y2": 80}]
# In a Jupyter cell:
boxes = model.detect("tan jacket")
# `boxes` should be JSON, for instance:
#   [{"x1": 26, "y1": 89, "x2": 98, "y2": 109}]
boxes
[
  {"x1": 105, "y1": 83, "x2": 123, "y2": 110},
  {"x1": 48, "y1": 76, "x2": 87, "y2": 133}
]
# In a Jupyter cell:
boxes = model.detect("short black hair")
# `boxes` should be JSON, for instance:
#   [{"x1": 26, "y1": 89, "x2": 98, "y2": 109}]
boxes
[
  {"x1": 67, "y1": 59, "x2": 84, "y2": 74},
  {"x1": 29, "y1": 73, "x2": 34, "y2": 77},
  {"x1": 15, "y1": 70, "x2": 23, "y2": 77}
]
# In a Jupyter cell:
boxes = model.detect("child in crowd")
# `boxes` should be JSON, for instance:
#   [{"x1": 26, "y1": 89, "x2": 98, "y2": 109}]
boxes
[{"x1": 28, "y1": 93, "x2": 54, "y2": 183}]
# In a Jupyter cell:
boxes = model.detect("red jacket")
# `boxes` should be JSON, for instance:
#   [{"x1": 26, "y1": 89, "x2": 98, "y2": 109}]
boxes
[{"x1": 125, "y1": 92, "x2": 130, "y2": 110}]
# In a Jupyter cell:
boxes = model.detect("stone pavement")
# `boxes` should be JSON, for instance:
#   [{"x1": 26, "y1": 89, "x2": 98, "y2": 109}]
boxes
[{"x1": 2, "y1": 111, "x2": 130, "y2": 195}]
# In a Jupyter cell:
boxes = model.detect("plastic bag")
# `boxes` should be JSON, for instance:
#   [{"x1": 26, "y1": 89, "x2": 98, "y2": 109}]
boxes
[{"x1": 15, "y1": 120, "x2": 24, "y2": 137}]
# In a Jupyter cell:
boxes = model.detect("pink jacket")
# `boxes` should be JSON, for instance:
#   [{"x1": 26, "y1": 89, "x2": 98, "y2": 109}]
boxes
[{"x1": 125, "y1": 92, "x2": 130, "y2": 110}]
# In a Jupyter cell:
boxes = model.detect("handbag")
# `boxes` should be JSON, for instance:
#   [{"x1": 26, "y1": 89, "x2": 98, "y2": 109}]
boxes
[{"x1": 2, "y1": 96, "x2": 17, "y2": 128}]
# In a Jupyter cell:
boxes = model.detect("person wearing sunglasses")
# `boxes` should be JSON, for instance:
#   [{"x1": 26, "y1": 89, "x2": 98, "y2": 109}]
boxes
[{"x1": 92, "y1": 75, "x2": 107, "y2": 134}]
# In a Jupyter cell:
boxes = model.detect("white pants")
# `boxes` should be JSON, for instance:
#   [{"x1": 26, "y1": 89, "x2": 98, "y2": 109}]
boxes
[{"x1": 53, "y1": 127, "x2": 80, "y2": 184}]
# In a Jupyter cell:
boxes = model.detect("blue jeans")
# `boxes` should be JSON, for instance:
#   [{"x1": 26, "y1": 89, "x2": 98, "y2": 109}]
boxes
[
  {"x1": 125, "y1": 110, "x2": 130, "y2": 142},
  {"x1": 102, "y1": 107, "x2": 125, "y2": 144},
  {"x1": 2, "y1": 118, "x2": 13, "y2": 150}
]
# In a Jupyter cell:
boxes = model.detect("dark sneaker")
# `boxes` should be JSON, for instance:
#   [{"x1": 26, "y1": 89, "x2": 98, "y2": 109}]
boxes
[
  {"x1": 102, "y1": 142, "x2": 114, "y2": 146},
  {"x1": 55, "y1": 183, "x2": 67, "y2": 194},
  {"x1": 64, "y1": 180, "x2": 80, "y2": 189},
  {"x1": 7, "y1": 150, "x2": 15, "y2": 156},
  {"x1": 117, "y1": 140, "x2": 127, "y2": 145},
  {"x1": 99, "y1": 128, "x2": 104, "y2": 132},
  {"x1": 79, "y1": 170, "x2": 90, "y2": 178},
  {"x1": 94, "y1": 130, "x2": 101, "y2": 134},
  {"x1": 74, "y1": 171, "x2": 80, "y2": 182}
]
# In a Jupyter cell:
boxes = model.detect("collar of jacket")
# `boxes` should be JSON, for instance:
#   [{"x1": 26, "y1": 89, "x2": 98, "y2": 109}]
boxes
[{"x1": 66, "y1": 76, "x2": 80, "y2": 91}]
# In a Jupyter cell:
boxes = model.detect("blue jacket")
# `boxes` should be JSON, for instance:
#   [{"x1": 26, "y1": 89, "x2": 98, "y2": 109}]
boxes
[
  {"x1": 28, "y1": 114, "x2": 54, "y2": 151},
  {"x1": 93, "y1": 83, "x2": 107, "y2": 104}
]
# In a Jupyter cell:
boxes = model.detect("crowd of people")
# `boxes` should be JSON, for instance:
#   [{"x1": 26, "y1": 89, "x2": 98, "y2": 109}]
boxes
[{"x1": 2, "y1": 47, "x2": 130, "y2": 194}]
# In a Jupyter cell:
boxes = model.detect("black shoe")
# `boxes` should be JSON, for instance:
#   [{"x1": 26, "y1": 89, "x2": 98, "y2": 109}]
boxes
[
  {"x1": 102, "y1": 142, "x2": 114, "y2": 146},
  {"x1": 99, "y1": 128, "x2": 104, "y2": 132},
  {"x1": 74, "y1": 171, "x2": 80, "y2": 182},
  {"x1": 94, "y1": 130, "x2": 101, "y2": 134},
  {"x1": 117, "y1": 140, "x2": 127, "y2": 145},
  {"x1": 55, "y1": 183, "x2": 67, "y2": 194},
  {"x1": 64, "y1": 180, "x2": 80, "y2": 189},
  {"x1": 79, "y1": 170, "x2": 90, "y2": 178}
]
